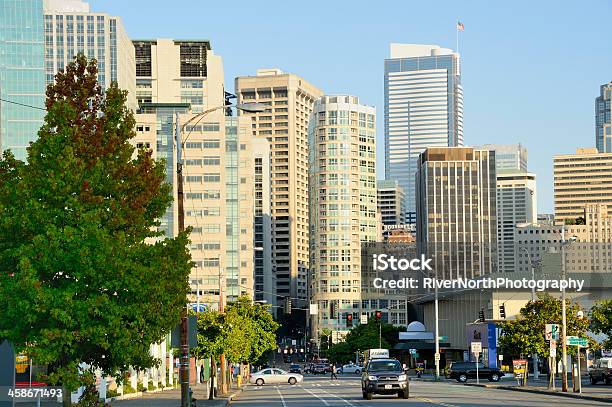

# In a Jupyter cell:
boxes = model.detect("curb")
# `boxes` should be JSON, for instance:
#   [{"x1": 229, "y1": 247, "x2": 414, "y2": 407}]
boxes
[{"x1": 464, "y1": 383, "x2": 612, "y2": 404}]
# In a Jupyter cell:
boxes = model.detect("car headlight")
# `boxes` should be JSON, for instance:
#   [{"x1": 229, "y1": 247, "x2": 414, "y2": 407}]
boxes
[
  {"x1": 398, "y1": 374, "x2": 407, "y2": 381},
  {"x1": 367, "y1": 375, "x2": 378, "y2": 381}
]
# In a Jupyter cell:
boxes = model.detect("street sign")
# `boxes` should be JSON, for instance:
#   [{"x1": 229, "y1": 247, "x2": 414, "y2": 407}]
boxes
[
  {"x1": 309, "y1": 303, "x2": 318, "y2": 315},
  {"x1": 360, "y1": 313, "x2": 368, "y2": 324},
  {"x1": 409, "y1": 349, "x2": 417, "y2": 355},
  {"x1": 434, "y1": 353, "x2": 440, "y2": 361},
  {"x1": 545, "y1": 324, "x2": 560, "y2": 341},
  {"x1": 513, "y1": 359, "x2": 528, "y2": 380},
  {"x1": 550, "y1": 347, "x2": 557, "y2": 358},
  {"x1": 471, "y1": 341, "x2": 482, "y2": 355},
  {"x1": 566, "y1": 336, "x2": 588, "y2": 347},
  {"x1": 498, "y1": 354, "x2": 504, "y2": 361}
]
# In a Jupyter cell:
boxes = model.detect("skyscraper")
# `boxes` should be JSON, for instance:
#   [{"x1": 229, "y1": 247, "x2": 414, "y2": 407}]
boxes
[
  {"x1": 596, "y1": 82, "x2": 612, "y2": 153},
  {"x1": 496, "y1": 171, "x2": 537, "y2": 273},
  {"x1": 43, "y1": 0, "x2": 136, "y2": 110},
  {"x1": 416, "y1": 147, "x2": 497, "y2": 278},
  {"x1": 309, "y1": 95, "x2": 378, "y2": 340},
  {"x1": 384, "y1": 44, "x2": 463, "y2": 224},
  {"x1": 554, "y1": 147, "x2": 612, "y2": 223},
  {"x1": 0, "y1": 0, "x2": 46, "y2": 160},
  {"x1": 377, "y1": 179, "x2": 406, "y2": 226},
  {"x1": 235, "y1": 69, "x2": 322, "y2": 308},
  {"x1": 134, "y1": 39, "x2": 254, "y2": 308}
]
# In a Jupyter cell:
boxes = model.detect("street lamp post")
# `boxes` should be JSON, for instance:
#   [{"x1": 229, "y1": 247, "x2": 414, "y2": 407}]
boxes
[
  {"x1": 560, "y1": 226, "x2": 576, "y2": 392},
  {"x1": 176, "y1": 102, "x2": 266, "y2": 407},
  {"x1": 520, "y1": 247, "x2": 539, "y2": 380}
]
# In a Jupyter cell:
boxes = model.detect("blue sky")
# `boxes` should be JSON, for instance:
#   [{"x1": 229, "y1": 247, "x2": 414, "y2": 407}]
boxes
[{"x1": 90, "y1": 0, "x2": 612, "y2": 213}]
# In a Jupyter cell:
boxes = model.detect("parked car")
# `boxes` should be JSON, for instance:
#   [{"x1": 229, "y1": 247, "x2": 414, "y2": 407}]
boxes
[
  {"x1": 361, "y1": 358, "x2": 409, "y2": 400},
  {"x1": 249, "y1": 368, "x2": 303, "y2": 386},
  {"x1": 311, "y1": 363, "x2": 330, "y2": 374},
  {"x1": 590, "y1": 358, "x2": 612, "y2": 385},
  {"x1": 339, "y1": 363, "x2": 362, "y2": 375},
  {"x1": 447, "y1": 362, "x2": 503, "y2": 383},
  {"x1": 289, "y1": 364, "x2": 303, "y2": 374}
]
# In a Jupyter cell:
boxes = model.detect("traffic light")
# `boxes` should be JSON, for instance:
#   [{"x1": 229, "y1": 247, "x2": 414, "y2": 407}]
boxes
[
  {"x1": 284, "y1": 296, "x2": 292, "y2": 314},
  {"x1": 346, "y1": 313, "x2": 353, "y2": 327},
  {"x1": 499, "y1": 304, "x2": 506, "y2": 319},
  {"x1": 375, "y1": 310, "x2": 382, "y2": 321},
  {"x1": 330, "y1": 301, "x2": 336, "y2": 319},
  {"x1": 478, "y1": 308, "x2": 485, "y2": 323}
]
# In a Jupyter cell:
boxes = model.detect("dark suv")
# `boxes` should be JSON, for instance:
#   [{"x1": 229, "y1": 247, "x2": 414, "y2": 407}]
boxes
[
  {"x1": 447, "y1": 362, "x2": 503, "y2": 383},
  {"x1": 361, "y1": 358, "x2": 409, "y2": 400}
]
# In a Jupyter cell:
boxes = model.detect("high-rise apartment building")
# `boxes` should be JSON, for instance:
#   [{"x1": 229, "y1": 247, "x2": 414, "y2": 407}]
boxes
[
  {"x1": 377, "y1": 180, "x2": 406, "y2": 226},
  {"x1": 235, "y1": 69, "x2": 322, "y2": 307},
  {"x1": 309, "y1": 95, "x2": 378, "y2": 339},
  {"x1": 554, "y1": 147, "x2": 612, "y2": 222},
  {"x1": 416, "y1": 147, "x2": 497, "y2": 278},
  {"x1": 596, "y1": 82, "x2": 612, "y2": 153},
  {"x1": 477, "y1": 144, "x2": 527, "y2": 172},
  {"x1": 135, "y1": 39, "x2": 254, "y2": 308},
  {"x1": 43, "y1": 0, "x2": 136, "y2": 110},
  {"x1": 0, "y1": 0, "x2": 46, "y2": 160},
  {"x1": 252, "y1": 137, "x2": 275, "y2": 309},
  {"x1": 496, "y1": 171, "x2": 537, "y2": 273},
  {"x1": 384, "y1": 44, "x2": 463, "y2": 224}
]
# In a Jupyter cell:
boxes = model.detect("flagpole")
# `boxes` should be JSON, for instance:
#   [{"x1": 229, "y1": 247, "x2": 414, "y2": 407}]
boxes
[{"x1": 456, "y1": 19, "x2": 459, "y2": 54}]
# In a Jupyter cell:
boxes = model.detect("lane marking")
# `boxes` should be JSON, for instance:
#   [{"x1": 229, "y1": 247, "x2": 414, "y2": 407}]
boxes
[
  {"x1": 415, "y1": 396, "x2": 458, "y2": 407},
  {"x1": 302, "y1": 386, "x2": 331, "y2": 406},
  {"x1": 275, "y1": 386, "x2": 287, "y2": 407},
  {"x1": 319, "y1": 389, "x2": 357, "y2": 407}
]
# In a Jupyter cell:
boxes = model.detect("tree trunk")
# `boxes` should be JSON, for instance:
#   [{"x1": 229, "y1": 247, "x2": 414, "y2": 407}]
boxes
[{"x1": 62, "y1": 385, "x2": 71, "y2": 407}]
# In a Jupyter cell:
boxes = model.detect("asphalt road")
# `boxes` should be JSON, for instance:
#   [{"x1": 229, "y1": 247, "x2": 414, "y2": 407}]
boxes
[{"x1": 232, "y1": 375, "x2": 611, "y2": 407}]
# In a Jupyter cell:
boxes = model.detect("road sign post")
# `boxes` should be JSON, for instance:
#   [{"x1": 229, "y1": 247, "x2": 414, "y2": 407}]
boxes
[{"x1": 471, "y1": 342, "x2": 482, "y2": 384}]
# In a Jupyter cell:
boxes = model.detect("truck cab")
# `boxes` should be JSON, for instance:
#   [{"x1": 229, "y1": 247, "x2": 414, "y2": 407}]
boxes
[{"x1": 361, "y1": 358, "x2": 409, "y2": 400}]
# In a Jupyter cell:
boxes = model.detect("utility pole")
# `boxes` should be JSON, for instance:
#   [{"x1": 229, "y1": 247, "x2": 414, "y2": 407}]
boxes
[
  {"x1": 561, "y1": 226, "x2": 568, "y2": 392},
  {"x1": 219, "y1": 267, "x2": 227, "y2": 395},
  {"x1": 175, "y1": 113, "x2": 190, "y2": 407},
  {"x1": 434, "y1": 282, "x2": 440, "y2": 380}
]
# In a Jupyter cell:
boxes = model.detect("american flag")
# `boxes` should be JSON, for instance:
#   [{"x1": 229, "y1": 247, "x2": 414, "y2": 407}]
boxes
[{"x1": 457, "y1": 21, "x2": 465, "y2": 31}]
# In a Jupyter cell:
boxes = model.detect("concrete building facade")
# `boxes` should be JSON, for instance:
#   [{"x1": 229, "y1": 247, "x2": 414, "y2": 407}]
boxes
[
  {"x1": 134, "y1": 39, "x2": 254, "y2": 309},
  {"x1": 554, "y1": 148, "x2": 612, "y2": 222},
  {"x1": 235, "y1": 69, "x2": 322, "y2": 307},
  {"x1": 377, "y1": 179, "x2": 406, "y2": 226},
  {"x1": 309, "y1": 95, "x2": 378, "y2": 340},
  {"x1": 496, "y1": 171, "x2": 537, "y2": 273},
  {"x1": 384, "y1": 44, "x2": 463, "y2": 224}
]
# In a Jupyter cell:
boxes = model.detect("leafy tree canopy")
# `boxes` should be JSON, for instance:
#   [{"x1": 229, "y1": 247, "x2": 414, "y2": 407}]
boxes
[
  {"x1": 590, "y1": 300, "x2": 612, "y2": 350},
  {"x1": 498, "y1": 293, "x2": 590, "y2": 358},
  {"x1": 0, "y1": 55, "x2": 192, "y2": 391},
  {"x1": 193, "y1": 296, "x2": 279, "y2": 364}
]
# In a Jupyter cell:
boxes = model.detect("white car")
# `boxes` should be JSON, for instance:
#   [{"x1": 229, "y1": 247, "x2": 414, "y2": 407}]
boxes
[
  {"x1": 339, "y1": 363, "x2": 362, "y2": 374},
  {"x1": 249, "y1": 368, "x2": 304, "y2": 386}
]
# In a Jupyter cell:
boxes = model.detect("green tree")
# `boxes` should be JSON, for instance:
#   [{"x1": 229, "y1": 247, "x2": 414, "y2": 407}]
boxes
[
  {"x1": 590, "y1": 300, "x2": 612, "y2": 350},
  {"x1": 498, "y1": 294, "x2": 589, "y2": 358},
  {"x1": 325, "y1": 321, "x2": 405, "y2": 363},
  {"x1": 193, "y1": 296, "x2": 279, "y2": 364},
  {"x1": 0, "y1": 55, "x2": 192, "y2": 401}
]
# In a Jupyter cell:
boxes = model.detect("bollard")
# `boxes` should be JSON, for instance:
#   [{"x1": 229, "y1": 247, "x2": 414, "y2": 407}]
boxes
[{"x1": 237, "y1": 375, "x2": 242, "y2": 388}]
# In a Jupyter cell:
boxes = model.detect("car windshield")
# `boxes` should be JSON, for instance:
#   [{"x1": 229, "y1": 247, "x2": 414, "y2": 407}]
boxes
[
  {"x1": 368, "y1": 360, "x2": 402, "y2": 372},
  {"x1": 290, "y1": 364, "x2": 299, "y2": 368}
]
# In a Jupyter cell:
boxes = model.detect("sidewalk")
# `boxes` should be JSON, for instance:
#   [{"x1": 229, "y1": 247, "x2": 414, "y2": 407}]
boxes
[
  {"x1": 110, "y1": 383, "x2": 242, "y2": 407},
  {"x1": 463, "y1": 377, "x2": 612, "y2": 404}
]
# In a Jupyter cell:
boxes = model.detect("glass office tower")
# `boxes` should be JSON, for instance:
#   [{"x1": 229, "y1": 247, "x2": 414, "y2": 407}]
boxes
[
  {"x1": 0, "y1": 0, "x2": 46, "y2": 160},
  {"x1": 384, "y1": 44, "x2": 463, "y2": 224}
]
